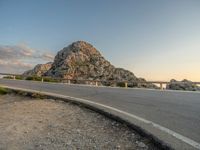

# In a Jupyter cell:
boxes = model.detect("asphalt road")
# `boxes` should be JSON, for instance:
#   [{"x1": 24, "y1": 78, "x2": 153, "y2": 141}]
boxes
[{"x1": 0, "y1": 79, "x2": 200, "y2": 149}]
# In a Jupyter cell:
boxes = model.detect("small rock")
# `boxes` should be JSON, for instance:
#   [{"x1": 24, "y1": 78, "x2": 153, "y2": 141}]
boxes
[{"x1": 136, "y1": 141, "x2": 147, "y2": 148}]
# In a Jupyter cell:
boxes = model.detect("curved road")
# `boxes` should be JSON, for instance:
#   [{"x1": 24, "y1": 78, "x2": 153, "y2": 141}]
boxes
[{"x1": 0, "y1": 79, "x2": 200, "y2": 149}]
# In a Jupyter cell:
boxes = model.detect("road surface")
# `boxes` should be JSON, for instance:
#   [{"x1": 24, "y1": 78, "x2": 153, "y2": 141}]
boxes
[{"x1": 0, "y1": 79, "x2": 200, "y2": 149}]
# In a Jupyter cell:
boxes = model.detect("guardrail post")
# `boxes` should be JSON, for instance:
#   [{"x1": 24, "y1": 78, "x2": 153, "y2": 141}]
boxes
[
  {"x1": 13, "y1": 75, "x2": 16, "y2": 80},
  {"x1": 68, "y1": 80, "x2": 71, "y2": 84},
  {"x1": 125, "y1": 82, "x2": 128, "y2": 88},
  {"x1": 95, "y1": 81, "x2": 98, "y2": 86},
  {"x1": 41, "y1": 78, "x2": 44, "y2": 82},
  {"x1": 160, "y1": 83, "x2": 163, "y2": 90}
]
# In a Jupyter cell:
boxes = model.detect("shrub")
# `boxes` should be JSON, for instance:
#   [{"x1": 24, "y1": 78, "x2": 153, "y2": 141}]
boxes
[
  {"x1": 25, "y1": 76, "x2": 42, "y2": 81},
  {"x1": 25, "y1": 76, "x2": 59, "y2": 83},
  {"x1": 3, "y1": 76, "x2": 13, "y2": 79},
  {"x1": 25, "y1": 76, "x2": 34, "y2": 80},
  {"x1": 15, "y1": 75, "x2": 23, "y2": 80},
  {"x1": 117, "y1": 82, "x2": 126, "y2": 87},
  {"x1": 43, "y1": 77, "x2": 59, "y2": 82}
]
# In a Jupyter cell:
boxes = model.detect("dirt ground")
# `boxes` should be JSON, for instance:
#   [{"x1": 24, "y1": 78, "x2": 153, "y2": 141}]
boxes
[{"x1": 0, "y1": 94, "x2": 159, "y2": 150}]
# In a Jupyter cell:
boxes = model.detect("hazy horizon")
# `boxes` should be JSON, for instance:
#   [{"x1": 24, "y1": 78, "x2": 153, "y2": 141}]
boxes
[{"x1": 0, "y1": 0, "x2": 200, "y2": 81}]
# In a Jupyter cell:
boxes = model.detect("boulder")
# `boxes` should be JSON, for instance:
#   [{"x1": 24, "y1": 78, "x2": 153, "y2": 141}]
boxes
[{"x1": 166, "y1": 79, "x2": 200, "y2": 91}]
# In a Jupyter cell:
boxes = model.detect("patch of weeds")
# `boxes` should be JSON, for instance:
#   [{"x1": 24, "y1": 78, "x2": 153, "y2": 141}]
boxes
[
  {"x1": 11, "y1": 90, "x2": 46, "y2": 99},
  {"x1": 31, "y1": 93, "x2": 47, "y2": 99},
  {"x1": 43, "y1": 77, "x2": 59, "y2": 83},
  {"x1": 0, "y1": 87, "x2": 8, "y2": 95},
  {"x1": 25, "y1": 76, "x2": 42, "y2": 81},
  {"x1": 3, "y1": 76, "x2": 14, "y2": 79}
]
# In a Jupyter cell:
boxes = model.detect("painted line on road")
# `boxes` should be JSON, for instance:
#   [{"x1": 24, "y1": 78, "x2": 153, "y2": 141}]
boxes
[{"x1": 1, "y1": 85, "x2": 200, "y2": 149}]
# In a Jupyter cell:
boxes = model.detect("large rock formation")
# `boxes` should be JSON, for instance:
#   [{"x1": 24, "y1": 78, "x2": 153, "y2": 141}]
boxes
[
  {"x1": 46, "y1": 41, "x2": 116, "y2": 80},
  {"x1": 23, "y1": 62, "x2": 52, "y2": 77},
  {"x1": 23, "y1": 41, "x2": 157, "y2": 88},
  {"x1": 166, "y1": 79, "x2": 200, "y2": 91}
]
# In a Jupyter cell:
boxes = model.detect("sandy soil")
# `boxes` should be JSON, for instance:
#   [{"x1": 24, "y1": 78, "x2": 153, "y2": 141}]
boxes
[{"x1": 0, "y1": 94, "x2": 159, "y2": 150}]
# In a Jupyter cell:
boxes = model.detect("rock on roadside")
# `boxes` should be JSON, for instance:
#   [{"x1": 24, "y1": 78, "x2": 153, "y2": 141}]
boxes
[{"x1": 166, "y1": 79, "x2": 200, "y2": 91}]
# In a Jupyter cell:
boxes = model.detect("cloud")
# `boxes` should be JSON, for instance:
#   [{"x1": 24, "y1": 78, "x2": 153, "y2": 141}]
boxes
[
  {"x1": 0, "y1": 43, "x2": 55, "y2": 73},
  {"x1": 0, "y1": 59, "x2": 33, "y2": 68},
  {"x1": 0, "y1": 44, "x2": 35, "y2": 60},
  {"x1": 0, "y1": 43, "x2": 55, "y2": 60},
  {"x1": 41, "y1": 53, "x2": 54, "y2": 61},
  {"x1": 0, "y1": 59, "x2": 33, "y2": 74}
]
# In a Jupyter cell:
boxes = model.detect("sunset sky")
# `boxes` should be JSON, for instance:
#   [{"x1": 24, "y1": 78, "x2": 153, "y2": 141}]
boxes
[{"x1": 0, "y1": 0, "x2": 200, "y2": 81}]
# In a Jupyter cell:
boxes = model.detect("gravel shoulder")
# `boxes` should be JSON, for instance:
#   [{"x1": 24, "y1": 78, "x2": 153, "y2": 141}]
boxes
[{"x1": 0, "y1": 94, "x2": 159, "y2": 150}]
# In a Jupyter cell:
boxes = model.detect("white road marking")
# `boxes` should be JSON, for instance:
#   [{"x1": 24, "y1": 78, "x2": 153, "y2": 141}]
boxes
[{"x1": 1, "y1": 84, "x2": 200, "y2": 149}]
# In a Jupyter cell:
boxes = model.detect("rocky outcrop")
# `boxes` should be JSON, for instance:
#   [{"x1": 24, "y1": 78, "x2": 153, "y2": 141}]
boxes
[
  {"x1": 23, "y1": 62, "x2": 52, "y2": 77},
  {"x1": 23, "y1": 41, "x2": 157, "y2": 88},
  {"x1": 166, "y1": 79, "x2": 200, "y2": 91},
  {"x1": 45, "y1": 41, "x2": 116, "y2": 80}
]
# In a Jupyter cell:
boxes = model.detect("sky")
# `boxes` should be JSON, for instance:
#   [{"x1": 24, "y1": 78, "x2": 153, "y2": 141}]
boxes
[{"x1": 0, "y1": 0, "x2": 200, "y2": 81}]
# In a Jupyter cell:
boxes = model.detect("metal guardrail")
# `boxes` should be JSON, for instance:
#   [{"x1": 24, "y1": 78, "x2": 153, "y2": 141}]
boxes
[{"x1": 1, "y1": 72, "x2": 200, "y2": 90}]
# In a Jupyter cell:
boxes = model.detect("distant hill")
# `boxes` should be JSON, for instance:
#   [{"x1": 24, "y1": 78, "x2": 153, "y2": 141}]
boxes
[
  {"x1": 23, "y1": 41, "x2": 157, "y2": 88},
  {"x1": 23, "y1": 62, "x2": 52, "y2": 77}
]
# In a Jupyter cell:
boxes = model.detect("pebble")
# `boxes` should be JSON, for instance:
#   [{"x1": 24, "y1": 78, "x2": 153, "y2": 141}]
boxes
[{"x1": 136, "y1": 141, "x2": 148, "y2": 148}]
